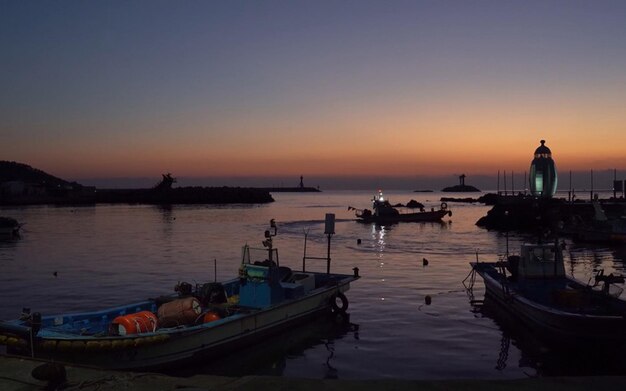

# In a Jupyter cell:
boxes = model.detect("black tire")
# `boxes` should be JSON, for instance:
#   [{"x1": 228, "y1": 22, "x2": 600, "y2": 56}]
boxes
[{"x1": 331, "y1": 292, "x2": 349, "y2": 313}]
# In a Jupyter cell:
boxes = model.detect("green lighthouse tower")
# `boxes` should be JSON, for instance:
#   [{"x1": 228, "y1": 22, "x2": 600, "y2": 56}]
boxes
[{"x1": 529, "y1": 140, "x2": 557, "y2": 198}]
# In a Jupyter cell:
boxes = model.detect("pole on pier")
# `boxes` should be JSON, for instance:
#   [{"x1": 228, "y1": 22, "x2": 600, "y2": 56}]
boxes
[
  {"x1": 497, "y1": 170, "x2": 500, "y2": 195},
  {"x1": 324, "y1": 214, "x2": 335, "y2": 274},
  {"x1": 590, "y1": 169, "x2": 594, "y2": 201}
]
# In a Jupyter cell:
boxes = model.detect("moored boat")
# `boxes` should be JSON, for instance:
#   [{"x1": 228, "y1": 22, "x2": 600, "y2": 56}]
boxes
[
  {"x1": 469, "y1": 239, "x2": 626, "y2": 344},
  {"x1": 349, "y1": 190, "x2": 451, "y2": 224},
  {"x1": 0, "y1": 217, "x2": 359, "y2": 370},
  {"x1": 563, "y1": 201, "x2": 626, "y2": 244}
]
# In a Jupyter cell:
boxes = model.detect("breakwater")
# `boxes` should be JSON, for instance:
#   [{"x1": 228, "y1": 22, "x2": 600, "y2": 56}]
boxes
[
  {"x1": 475, "y1": 194, "x2": 626, "y2": 234},
  {"x1": 0, "y1": 186, "x2": 274, "y2": 205}
]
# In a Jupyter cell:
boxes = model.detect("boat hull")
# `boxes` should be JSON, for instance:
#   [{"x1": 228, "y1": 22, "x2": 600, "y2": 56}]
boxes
[
  {"x1": 472, "y1": 263, "x2": 626, "y2": 345},
  {"x1": 2, "y1": 275, "x2": 356, "y2": 370},
  {"x1": 357, "y1": 209, "x2": 451, "y2": 224}
]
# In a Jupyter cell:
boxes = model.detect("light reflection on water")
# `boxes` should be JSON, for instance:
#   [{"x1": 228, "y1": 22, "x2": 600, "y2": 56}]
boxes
[{"x1": 1, "y1": 190, "x2": 626, "y2": 379}]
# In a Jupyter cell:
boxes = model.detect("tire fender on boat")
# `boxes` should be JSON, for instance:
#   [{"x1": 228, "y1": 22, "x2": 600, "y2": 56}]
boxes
[
  {"x1": 331, "y1": 292, "x2": 349, "y2": 313},
  {"x1": 440, "y1": 202, "x2": 448, "y2": 210},
  {"x1": 4, "y1": 336, "x2": 27, "y2": 348},
  {"x1": 40, "y1": 340, "x2": 57, "y2": 350}
]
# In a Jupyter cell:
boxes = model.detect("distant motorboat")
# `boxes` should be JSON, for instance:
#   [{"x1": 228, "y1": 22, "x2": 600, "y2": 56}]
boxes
[
  {"x1": 469, "y1": 239, "x2": 626, "y2": 345},
  {"x1": 0, "y1": 217, "x2": 20, "y2": 236},
  {"x1": 349, "y1": 190, "x2": 451, "y2": 224}
]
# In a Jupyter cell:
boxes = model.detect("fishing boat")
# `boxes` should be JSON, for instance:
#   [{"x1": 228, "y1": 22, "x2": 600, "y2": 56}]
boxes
[
  {"x1": 349, "y1": 190, "x2": 451, "y2": 224},
  {"x1": 0, "y1": 217, "x2": 359, "y2": 370},
  {"x1": 469, "y1": 239, "x2": 626, "y2": 344},
  {"x1": 563, "y1": 201, "x2": 626, "y2": 244},
  {"x1": 0, "y1": 217, "x2": 20, "y2": 236}
]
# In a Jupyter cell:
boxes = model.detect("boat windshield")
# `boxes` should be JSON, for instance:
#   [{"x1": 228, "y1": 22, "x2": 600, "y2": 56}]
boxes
[
  {"x1": 241, "y1": 244, "x2": 279, "y2": 266},
  {"x1": 531, "y1": 247, "x2": 556, "y2": 263}
]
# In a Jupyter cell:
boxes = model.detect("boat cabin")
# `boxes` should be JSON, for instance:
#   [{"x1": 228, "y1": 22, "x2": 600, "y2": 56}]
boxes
[
  {"x1": 238, "y1": 239, "x2": 318, "y2": 308},
  {"x1": 508, "y1": 242, "x2": 565, "y2": 280},
  {"x1": 371, "y1": 190, "x2": 399, "y2": 217}
]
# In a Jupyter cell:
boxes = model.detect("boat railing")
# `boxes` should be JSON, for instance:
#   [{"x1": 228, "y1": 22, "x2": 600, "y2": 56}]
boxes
[{"x1": 301, "y1": 214, "x2": 335, "y2": 274}]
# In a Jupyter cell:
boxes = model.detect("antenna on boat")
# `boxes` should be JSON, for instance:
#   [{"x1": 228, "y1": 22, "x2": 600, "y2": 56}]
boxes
[
  {"x1": 214, "y1": 259, "x2": 217, "y2": 283},
  {"x1": 263, "y1": 219, "x2": 277, "y2": 264}
]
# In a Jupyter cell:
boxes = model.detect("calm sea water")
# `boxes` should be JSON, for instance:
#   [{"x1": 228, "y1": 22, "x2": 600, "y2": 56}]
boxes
[{"x1": 2, "y1": 190, "x2": 626, "y2": 380}]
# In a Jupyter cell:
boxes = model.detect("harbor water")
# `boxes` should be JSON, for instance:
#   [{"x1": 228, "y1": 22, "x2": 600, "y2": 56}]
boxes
[{"x1": 2, "y1": 190, "x2": 626, "y2": 380}]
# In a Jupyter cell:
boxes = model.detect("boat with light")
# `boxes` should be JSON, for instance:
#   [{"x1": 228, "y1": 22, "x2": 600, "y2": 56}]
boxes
[
  {"x1": 349, "y1": 190, "x2": 451, "y2": 224},
  {"x1": 469, "y1": 239, "x2": 626, "y2": 344},
  {"x1": 0, "y1": 217, "x2": 359, "y2": 370}
]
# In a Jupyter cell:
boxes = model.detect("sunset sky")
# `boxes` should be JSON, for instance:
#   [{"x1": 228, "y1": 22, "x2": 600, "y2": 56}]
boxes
[{"x1": 2, "y1": 1, "x2": 626, "y2": 189}]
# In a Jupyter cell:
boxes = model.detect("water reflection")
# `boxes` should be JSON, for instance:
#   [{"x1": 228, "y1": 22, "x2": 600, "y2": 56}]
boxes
[
  {"x1": 155, "y1": 204, "x2": 175, "y2": 235},
  {"x1": 167, "y1": 314, "x2": 359, "y2": 378},
  {"x1": 0, "y1": 235, "x2": 20, "y2": 251},
  {"x1": 474, "y1": 295, "x2": 626, "y2": 376},
  {"x1": 613, "y1": 245, "x2": 626, "y2": 263},
  {"x1": 370, "y1": 224, "x2": 387, "y2": 253}
]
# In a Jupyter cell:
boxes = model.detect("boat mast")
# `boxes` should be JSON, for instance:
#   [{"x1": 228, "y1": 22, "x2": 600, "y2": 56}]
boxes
[{"x1": 263, "y1": 219, "x2": 277, "y2": 264}]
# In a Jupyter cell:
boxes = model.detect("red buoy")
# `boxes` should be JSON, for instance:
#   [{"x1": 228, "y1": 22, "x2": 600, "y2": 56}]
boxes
[
  {"x1": 202, "y1": 311, "x2": 221, "y2": 323},
  {"x1": 110, "y1": 311, "x2": 158, "y2": 335}
]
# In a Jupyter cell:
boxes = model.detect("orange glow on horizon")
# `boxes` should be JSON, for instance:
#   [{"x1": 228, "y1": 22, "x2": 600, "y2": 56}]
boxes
[{"x1": 24, "y1": 140, "x2": 626, "y2": 181}]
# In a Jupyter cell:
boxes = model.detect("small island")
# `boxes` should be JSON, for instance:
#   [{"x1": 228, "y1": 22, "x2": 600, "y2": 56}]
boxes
[{"x1": 441, "y1": 174, "x2": 481, "y2": 192}]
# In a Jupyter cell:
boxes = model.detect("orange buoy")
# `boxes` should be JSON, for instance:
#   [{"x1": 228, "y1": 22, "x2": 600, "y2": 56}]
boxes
[
  {"x1": 110, "y1": 311, "x2": 158, "y2": 336},
  {"x1": 202, "y1": 311, "x2": 221, "y2": 323}
]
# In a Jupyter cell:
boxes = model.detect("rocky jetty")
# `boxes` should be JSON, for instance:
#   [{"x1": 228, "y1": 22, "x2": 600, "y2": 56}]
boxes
[
  {"x1": 259, "y1": 186, "x2": 320, "y2": 192},
  {"x1": 441, "y1": 184, "x2": 481, "y2": 192},
  {"x1": 441, "y1": 193, "x2": 498, "y2": 204},
  {"x1": 0, "y1": 162, "x2": 274, "y2": 205},
  {"x1": 475, "y1": 194, "x2": 626, "y2": 234},
  {"x1": 95, "y1": 186, "x2": 273, "y2": 204}
]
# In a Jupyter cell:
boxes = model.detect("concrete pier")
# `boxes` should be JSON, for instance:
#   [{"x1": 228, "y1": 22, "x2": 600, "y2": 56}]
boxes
[{"x1": 2, "y1": 355, "x2": 625, "y2": 391}]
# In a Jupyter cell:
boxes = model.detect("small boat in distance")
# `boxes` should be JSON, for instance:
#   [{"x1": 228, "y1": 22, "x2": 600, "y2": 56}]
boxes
[
  {"x1": 0, "y1": 217, "x2": 21, "y2": 236},
  {"x1": 349, "y1": 190, "x2": 451, "y2": 224},
  {"x1": 0, "y1": 217, "x2": 359, "y2": 370},
  {"x1": 469, "y1": 239, "x2": 626, "y2": 345}
]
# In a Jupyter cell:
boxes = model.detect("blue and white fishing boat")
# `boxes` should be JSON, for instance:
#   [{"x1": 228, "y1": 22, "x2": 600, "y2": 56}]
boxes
[
  {"x1": 469, "y1": 239, "x2": 626, "y2": 344},
  {"x1": 0, "y1": 217, "x2": 359, "y2": 370}
]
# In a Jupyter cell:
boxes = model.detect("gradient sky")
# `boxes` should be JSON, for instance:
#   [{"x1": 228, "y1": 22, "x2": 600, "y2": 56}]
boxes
[{"x1": 2, "y1": 1, "x2": 626, "y2": 188}]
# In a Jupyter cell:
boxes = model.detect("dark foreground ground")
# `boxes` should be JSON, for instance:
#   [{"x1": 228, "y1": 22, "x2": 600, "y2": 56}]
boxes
[{"x1": 2, "y1": 355, "x2": 625, "y2": 391}]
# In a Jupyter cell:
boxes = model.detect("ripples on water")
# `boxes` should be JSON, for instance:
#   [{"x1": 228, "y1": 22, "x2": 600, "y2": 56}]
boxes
[{"x1": 1, "y1": 190, "x2": 626, "y2": 379}]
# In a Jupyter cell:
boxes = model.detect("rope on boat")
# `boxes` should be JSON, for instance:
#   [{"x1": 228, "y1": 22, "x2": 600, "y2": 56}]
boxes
[{"x1": 462, "y1": 264, "x2": 478, "y2": 303}]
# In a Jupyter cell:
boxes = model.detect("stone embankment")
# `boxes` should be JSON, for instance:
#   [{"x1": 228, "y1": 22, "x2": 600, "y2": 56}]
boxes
[{"x1": 1, "y1": 355, "x2": 624, "y2": 391}]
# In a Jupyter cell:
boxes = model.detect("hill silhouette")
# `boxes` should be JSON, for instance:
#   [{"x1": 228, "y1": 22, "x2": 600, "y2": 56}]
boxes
[
  {"x1": 0, "y1": 161, "x2": 75, "y2": 187},
  {"x1": 0, "y1": 161, "x2": 273, "y2": 205}
]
